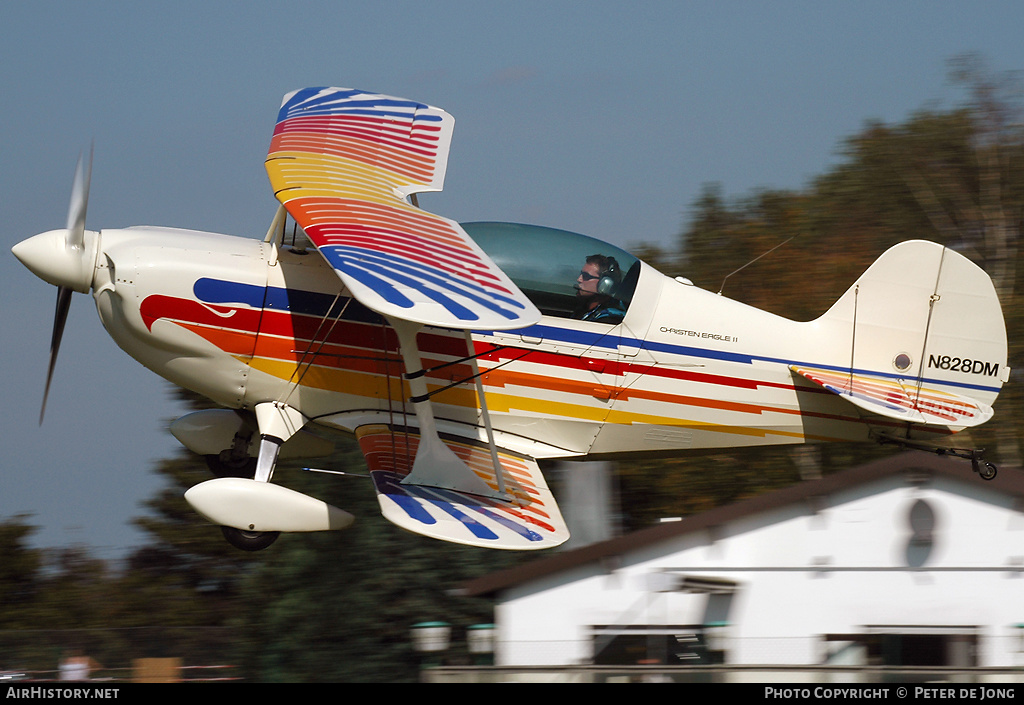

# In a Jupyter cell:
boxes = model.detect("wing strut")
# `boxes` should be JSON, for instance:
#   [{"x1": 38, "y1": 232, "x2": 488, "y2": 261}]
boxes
[
  {"x1": 389, "y1": 318, "x2": 508, "y2": 500},
  {"x1": 465, "y1": 330, "x2": 506, "y2": 496}
]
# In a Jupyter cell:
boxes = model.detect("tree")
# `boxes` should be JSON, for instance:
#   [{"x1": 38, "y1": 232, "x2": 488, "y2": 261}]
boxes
[
  {"x1": 232, "y1": 441, "x2": 524, "y2": 682},
  {"x1": 0, "y1": 517, "x2": 41, "y2": 627}
]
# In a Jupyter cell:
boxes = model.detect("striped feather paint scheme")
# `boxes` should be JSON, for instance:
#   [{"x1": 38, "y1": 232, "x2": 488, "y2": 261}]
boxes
[
  {"x1": 358, "y1": 423, "x2": 569, "y2": 549},
  {"x1": 791, "y1": 366, "x2": 994, "y2": 428},
  {"x1": 265, "y1": 87, "x2": 539, "y2": 330}
]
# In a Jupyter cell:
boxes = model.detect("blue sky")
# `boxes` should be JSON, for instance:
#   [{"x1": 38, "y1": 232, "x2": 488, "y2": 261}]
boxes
[{"x1": 3, "y1": 1, "x2": 1024, "y2": 557}]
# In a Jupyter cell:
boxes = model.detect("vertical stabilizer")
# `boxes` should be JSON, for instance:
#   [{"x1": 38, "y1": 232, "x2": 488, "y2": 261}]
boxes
[{"x1": 809, "y1": 240, "x2": 1007, "y2": 423}]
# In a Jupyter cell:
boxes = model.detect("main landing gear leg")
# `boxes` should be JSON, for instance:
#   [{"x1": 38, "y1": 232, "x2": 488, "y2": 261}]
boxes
[
  {"x1": 220, "y1": 402, "x2": 307, "y2": 551},
  {"x1": 220, "y1": 433, "x2": 284, "y2": 551}
]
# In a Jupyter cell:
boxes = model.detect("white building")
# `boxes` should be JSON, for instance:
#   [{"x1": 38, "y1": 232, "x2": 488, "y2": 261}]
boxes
[{"x1": 461, "y1": 452, "x2": 1024, "y2": 669}]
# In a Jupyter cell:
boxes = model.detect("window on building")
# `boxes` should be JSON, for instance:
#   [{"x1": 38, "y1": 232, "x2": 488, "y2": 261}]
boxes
[
  {"x1": 591, "y1": 625, "x2": 725, "y2": 666},
  {"x1": 824, "y1": 629, "x2": 977, "y2": 668}
]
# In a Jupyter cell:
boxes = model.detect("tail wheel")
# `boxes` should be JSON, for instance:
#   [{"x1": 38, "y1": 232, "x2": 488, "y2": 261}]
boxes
[
  {"x1": 221, "y1": 526, "x2": 280, "y2": 551},
  {"x1": 971, "y1": 455, "x2": 998, "y2": 481},
  {"x1": 980, "y1": 462, "x2": 998, "y2": 481}
]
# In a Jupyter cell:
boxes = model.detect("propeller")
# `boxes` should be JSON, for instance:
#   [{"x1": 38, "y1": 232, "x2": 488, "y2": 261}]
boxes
[{"x1": 11, "y1": 147, "x2": 97, "y2": 424}]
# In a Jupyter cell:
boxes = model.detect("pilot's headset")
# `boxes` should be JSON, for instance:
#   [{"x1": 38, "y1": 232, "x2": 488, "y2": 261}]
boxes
[{"x1": 596, "y1": 257, "x2": 621, "y2": 297}]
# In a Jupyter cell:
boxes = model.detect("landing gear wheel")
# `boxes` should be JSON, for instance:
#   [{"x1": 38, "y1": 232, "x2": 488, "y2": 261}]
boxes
[
  {"x1": 980, "y1": 462, "x2": 998, "y2": 481},
  {"x1": 971, "y1": 455, "x2": 998, "y2": 481},
  {"x1": 205, "y1": 454, "x2": 257, "y2": 478},
  {"x1": 221, "y1": 526, "x2": 280, "y2": 551}
]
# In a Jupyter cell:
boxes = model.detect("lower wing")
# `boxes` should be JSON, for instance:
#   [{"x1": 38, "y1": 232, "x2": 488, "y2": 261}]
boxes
[{"x1": 356, "y1": 423, "x2": 569, "y2": 550}]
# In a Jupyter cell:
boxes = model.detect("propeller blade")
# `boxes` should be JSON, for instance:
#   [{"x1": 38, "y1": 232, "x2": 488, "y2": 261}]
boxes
[
  {"x1": 40, "y1": 286, "x2": 73, "y2": 425},
  {"x1": 65, "y1": 144, "x2": 93, "y2": 251},
  {"x1": 20, "y1": 146, "x2": 96, "y2": 424}
]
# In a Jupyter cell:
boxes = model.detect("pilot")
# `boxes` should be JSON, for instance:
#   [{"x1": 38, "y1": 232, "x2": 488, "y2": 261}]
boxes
[{"x1": 574, "y1": 254, "x2": 625, "y2": 324}]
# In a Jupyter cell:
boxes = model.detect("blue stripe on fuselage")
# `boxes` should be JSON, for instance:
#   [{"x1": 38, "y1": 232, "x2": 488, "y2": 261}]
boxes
[{"x1": 193, "y1": 277, "x2": 1002, "y2": 396}]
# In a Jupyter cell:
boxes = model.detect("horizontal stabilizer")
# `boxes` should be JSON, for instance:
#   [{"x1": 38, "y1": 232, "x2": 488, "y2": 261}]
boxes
[
  {"x1": 791, "y1": 365, "x2": 994, "y2": 428},
  {"x1": 357, "y1": 424, "x2": 569, "y2": 550},
  {"x1": 184, "y1": 478, "x2": 354, "y2": 532}
]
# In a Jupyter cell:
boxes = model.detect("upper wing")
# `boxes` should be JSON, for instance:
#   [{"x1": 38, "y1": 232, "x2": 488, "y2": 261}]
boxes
[
  {"x1": 356, "y1": 423, "x2": 569, "y2": 550},
  {"x1": 791, "y1": 365, "x2": 994, "y2": 428},
  {"x1": 265, "y1": 87, "x2": 541, "y2": 331}
]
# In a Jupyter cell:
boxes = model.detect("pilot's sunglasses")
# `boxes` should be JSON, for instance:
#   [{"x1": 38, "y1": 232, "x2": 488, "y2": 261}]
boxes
[{"x1": 578, "y1": 270, "x2": 600, "y2": 280}]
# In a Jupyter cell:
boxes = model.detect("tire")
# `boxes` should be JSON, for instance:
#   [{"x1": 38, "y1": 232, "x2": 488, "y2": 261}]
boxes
[
  {"x1": 221, "y1": 526, "x2": 280, "y2": 551},
  {"x1": 981, "y1": 462, "x2": 997, "y2": 481}
]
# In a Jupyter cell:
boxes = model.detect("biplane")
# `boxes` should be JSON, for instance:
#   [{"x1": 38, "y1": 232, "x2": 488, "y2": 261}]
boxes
[{"x1": 12, "y1": 87, "x2": 1009, "y2": 551}]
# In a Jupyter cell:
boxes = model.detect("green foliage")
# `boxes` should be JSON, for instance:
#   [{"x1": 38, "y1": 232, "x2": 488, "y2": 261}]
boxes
[
  {"x1": 0, "y1": 517, "x2": 41, "y2": 626},
  {"x1": 232, "y1": 442, "x2": 523, "y2": 682}
]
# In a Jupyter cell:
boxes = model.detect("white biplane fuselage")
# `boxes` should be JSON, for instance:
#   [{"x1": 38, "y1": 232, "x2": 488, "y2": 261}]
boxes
[
  {"x1": 13, "y1": 87, "x2": 1009, "y2": 551},
  {"x1": 93, "y1": 222, "x2": 1006, "y2": 458}
]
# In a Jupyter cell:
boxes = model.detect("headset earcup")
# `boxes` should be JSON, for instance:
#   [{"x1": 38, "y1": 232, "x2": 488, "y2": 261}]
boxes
[{"x1": 597, "y1": 276, "x2": 617, "y2": 296}]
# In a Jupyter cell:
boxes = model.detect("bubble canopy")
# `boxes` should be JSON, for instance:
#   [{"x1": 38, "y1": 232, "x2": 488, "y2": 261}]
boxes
[{"x1": 462, "y1": 222, "x2": 640, "y2": 321}]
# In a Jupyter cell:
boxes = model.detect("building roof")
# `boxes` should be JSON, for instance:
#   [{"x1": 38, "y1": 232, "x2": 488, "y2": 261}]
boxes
[{"x1": 460, "y1": 451, "x2": 1024, "y2": 597}]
